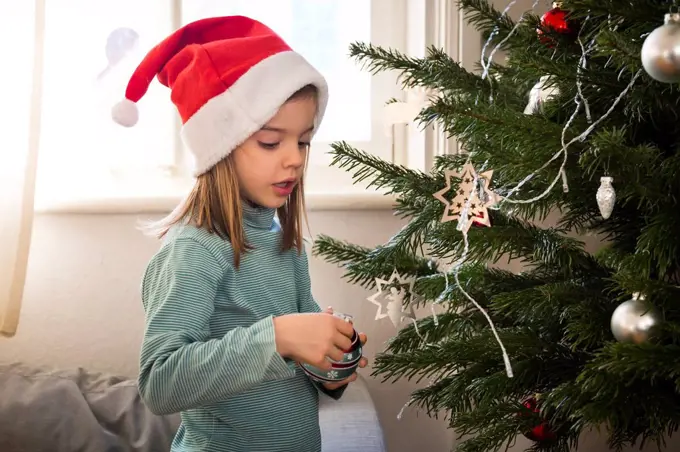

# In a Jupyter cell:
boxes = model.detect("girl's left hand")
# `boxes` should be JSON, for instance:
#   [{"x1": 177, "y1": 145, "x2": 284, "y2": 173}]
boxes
[{"x1": 322, "y1": 331, "x2": 368, "y2": 391}]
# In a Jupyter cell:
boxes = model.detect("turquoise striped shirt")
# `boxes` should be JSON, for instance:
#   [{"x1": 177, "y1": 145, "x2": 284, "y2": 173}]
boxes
[{"x1": 138, "y1": 204, "x2": 343, "y2": 452}]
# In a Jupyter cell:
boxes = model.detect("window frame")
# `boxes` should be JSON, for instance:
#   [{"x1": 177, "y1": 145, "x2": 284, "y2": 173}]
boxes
[{"x1": 33, "y1": 0, "x2": 472, "y2": 214}]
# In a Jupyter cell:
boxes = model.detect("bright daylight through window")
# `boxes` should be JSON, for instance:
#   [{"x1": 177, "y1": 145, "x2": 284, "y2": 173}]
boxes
[{"x1": 30, "y1": 0, "x2": 408, "y2": 210}]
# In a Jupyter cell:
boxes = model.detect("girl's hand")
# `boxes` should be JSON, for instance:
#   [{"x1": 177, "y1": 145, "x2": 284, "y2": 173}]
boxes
[
  {"x1": 322, "y1": 331, "x2": 368, "y2": 391},
  {"x1": 273, "y1": 313, "x2": 354, "y2": 370}
]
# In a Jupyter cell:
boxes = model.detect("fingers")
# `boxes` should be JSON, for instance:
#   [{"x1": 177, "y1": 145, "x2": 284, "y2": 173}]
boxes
[
  {"x1": 333, "y1": 332, "x2": 353, "y2": 352},
  {"x1": 358, "y1": 357, "x2": 368, "y2": 368},
  {"x1": 327, "y1": 346, "x2": 345, "y2": 363},
  {"x1": 333, "y1": 317, "x2": 355, "y2": 338},
  {"x1": 359, "y1": 332, "x2": 367, "y2": 345},
  {"x1": 314, "y1": 356, "x2": 333, "y2": 370},
  {"x1": 323, "y1": 381, "x2": 343, "y2": 390},
  {"x1": 324, "y1": 306, "x2": 334, "y2": 314}
]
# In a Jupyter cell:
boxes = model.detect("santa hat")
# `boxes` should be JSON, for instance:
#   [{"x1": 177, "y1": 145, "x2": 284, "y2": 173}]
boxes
[{"x1": 111, "y1": 16, "x2": 328, "y2": 176}]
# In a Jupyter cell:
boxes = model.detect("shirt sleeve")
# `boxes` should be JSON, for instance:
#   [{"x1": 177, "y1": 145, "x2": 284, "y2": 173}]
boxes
[
  {"x1": 294, "y1": 243, "x2": 348, "y2": 400},
  {"x1": 138, "y1": 237, "x2": 295, "y2": 415}
]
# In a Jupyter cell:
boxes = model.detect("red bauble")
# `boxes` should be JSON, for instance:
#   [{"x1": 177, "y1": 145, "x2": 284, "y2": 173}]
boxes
[
  {"x1": 537, "y1": 3, "x2": 575, "y2": 45},
  {"x1": 520, "y1": 397, "x2": 557, "y2": 443}
]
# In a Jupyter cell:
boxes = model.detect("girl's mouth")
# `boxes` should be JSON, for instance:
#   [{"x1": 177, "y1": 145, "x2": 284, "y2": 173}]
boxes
[{"x1": 272, "y1": 180, "x2": 296, "y2": 196}]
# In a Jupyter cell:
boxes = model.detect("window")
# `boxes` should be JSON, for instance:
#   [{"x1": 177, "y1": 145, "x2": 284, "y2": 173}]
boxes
[
  {"x1": 17, "y1": 0, "x2": 454, "y2": 212},
  {"x1": 180, "y1": 0, "x2": 405, "y2": 194}
]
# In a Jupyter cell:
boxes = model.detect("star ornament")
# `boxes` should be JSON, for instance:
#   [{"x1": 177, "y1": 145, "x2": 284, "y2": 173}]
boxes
[
  {"x1": 433, "y1": 163, "x2": 496, "y2": 233},
  {"x1": 367, "y1": 270, "x2": 417, "y2": 328}
]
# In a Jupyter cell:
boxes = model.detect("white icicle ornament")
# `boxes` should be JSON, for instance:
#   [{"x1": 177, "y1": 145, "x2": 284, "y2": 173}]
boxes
[{"x1": 596, "y1": 176, "x2": 616, "y2": 219}]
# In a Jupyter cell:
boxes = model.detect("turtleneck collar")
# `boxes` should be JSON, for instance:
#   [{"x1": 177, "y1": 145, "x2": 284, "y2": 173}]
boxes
[{"x1": 242, "y1": 202, "x2": 276, "y2": 230}]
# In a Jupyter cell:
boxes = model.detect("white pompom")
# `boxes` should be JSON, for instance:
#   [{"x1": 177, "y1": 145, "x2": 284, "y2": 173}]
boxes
[{"x1": 111, "y1": 98, "x2": 138, "y2": 127}]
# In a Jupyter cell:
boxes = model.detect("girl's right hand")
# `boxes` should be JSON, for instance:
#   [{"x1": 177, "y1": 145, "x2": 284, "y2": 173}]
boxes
[{"x1": 273, "y1": 313, "x2": 355, "y2": 370}]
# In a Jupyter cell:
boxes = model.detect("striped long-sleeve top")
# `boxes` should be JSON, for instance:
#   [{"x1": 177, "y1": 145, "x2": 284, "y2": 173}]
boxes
[{"x1": 138, "y1": 203, "x2": 344, "y2": 452}]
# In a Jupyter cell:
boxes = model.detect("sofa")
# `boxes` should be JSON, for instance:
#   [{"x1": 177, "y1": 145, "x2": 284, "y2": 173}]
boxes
[{"x1": 0, "y1": 362, "x2": 386, "y2": 452}]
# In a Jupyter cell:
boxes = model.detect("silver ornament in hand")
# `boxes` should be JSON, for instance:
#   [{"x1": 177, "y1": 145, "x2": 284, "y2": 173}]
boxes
[
  {"x1": 641, "y1": 13, "x2": 680, "y2": 83},
  {"x1": 596, "y1": 176, "x2": 616, "y2": 219},
  {"x1": 610, "y1": 293, "x2": 661, "y2": 344}
]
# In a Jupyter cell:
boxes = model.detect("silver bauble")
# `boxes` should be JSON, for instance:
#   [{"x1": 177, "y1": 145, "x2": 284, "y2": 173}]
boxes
[
  {"x1": 641, "y1": 13, "x2": 680, "y2": 83},
  {"x1": 610, "y1": 293, "x2": 661, "y2": 344},
  {"x1": 596, "y1": 176, "x2": 616, "y2": 219}
]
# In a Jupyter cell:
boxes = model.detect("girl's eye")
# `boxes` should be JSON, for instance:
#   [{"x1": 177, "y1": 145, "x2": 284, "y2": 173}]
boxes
[{"x1": 258, "y1": 141, "x2": 279, "y2": 150}]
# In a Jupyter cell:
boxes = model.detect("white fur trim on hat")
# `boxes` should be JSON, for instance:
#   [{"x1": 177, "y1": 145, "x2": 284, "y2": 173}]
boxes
[
  {"x1": 111, "y1": 98, "x2": 139, "y2": 127},
  {"x1": 181, "y1": 50, "x2": 328, "y2": 176}
]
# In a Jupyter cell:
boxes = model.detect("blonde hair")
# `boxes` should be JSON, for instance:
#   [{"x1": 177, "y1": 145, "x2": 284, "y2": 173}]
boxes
[{"x1": 146, "y1": 84, "x2": 317, "y2": 268}]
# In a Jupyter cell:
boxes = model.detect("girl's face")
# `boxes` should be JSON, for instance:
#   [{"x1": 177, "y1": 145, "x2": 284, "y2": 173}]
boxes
[{"x1": 232, "y1": 95, "x2": 317, "y2": 209}]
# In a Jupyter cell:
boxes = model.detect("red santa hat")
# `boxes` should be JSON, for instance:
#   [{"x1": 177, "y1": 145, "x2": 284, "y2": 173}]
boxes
[{"x1": 112, "y1": 16, "x2": 328, "y2": 176}]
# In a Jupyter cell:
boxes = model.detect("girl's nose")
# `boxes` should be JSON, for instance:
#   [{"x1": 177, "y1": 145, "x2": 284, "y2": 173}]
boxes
[{"x1": 283, "y1": 142, "x2": 304, "y2": 168}]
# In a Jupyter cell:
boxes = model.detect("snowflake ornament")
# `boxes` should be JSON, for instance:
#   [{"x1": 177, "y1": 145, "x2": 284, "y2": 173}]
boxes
[
  {"x1": 433, "y1": 163, "x2": 496, "y2": 233},
  {"x1": 367, "y1": 269, "x2": 417, "y2": 328},
  {"x1": 327, "y1": 370, "x2": 339, "y2": 379}
]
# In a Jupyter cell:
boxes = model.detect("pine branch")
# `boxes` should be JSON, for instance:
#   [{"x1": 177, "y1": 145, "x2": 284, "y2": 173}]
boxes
[
  {"x1": 327, "y1": 141, "x2": 435, "y2": 197},
  {"x1": 454, "y1": 412, "x2": 529, "y2": 452},
  {"x1": 413, "y1": 265, "x2": 545, "y2": 309},
  {"x1": 419, "y1": 97, "x2": 581, "y2": 220},
  {"x1": 546, "y1": 343, "x2": 680, "y2": 449},
  {"x1": 384, "y1": 312, "x2": 484, "y2": 355},
  {"x1": 348, "y1": 42, "x2": 511, "y2": 102},
  {"x1": 452, "y1": 400, "x2": 577, "y2": 452},
  {"x1": 594, "y1": 28, "x2": 646, "y2": 73},
  {"x1": 637, "y1": 209, "x2": 680, "y2": 275},
  {"x1": 460, "y1": 0, "x2": 581, "y2": 73},
  {"x1": 561, "y1": 0, "x2": 667, "y2": 24},
  {"x1": 426, "y1": 213, "x2": 601, "y2": 276},
  {"x1": 311, "y1": 234, "x2": 433, "y2": 289},
  {"x1": 374, "y1": 328, "x2": 585, "y2": 390},
  {"x1": 458, "y1": 0, "x2": 516, "y2": 34},
  {"x1": 577, "y1": 128, "x2": 669, "y2": 209},
  {"x1": 326, "y1": 142, "x2": 605, "y2": 277}
]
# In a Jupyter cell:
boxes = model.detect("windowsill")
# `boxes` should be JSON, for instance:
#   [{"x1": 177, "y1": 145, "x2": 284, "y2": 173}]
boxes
[{"x1": 34, "y1": 190, "x2": 397, "y2": 214}]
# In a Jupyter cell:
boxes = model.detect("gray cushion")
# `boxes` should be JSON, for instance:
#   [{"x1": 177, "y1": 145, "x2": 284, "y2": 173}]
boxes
[
  {"x1": 319, "y1": 375, "x2": 386, "y2": 452},
  {"x1": 0, "y1": 362, "x2": 385, "y2": 452},
  {"x1": 0, "y1": 362, "x2": 179, "y2": 452}
]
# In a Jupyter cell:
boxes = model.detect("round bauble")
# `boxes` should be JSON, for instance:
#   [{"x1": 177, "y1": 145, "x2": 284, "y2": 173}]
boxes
[
  {"x1": 301, "y1": 338, "x2": 362, "y2": 383},
  {"x1": 537, "y1": 3, "x2": 576, "y2": 46},
  {"x1": 329, "y1": 328, "x2": 363, "y2": 365},
  {"x1": 641, "y1": 13, "x2": 680, "y2": 83},
  {"x1": 610, "y1": 293, "x2": 662, "y2": 344},
  {"x1": 301, "y1": 312, "x2": 363, "y2": 383},
  {"x1": 520, "y1": 397, "x2": 557, "y2": 443}
]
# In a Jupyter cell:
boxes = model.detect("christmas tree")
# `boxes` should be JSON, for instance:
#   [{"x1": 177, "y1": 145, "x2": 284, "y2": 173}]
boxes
[{"x1": 312, "y1": 1, "x2": 680, "y2": 451}]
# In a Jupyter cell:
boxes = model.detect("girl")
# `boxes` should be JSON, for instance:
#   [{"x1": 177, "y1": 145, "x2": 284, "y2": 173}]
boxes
[{"x1": 112, "y1": 16, "x2": 368, "y2": 452}]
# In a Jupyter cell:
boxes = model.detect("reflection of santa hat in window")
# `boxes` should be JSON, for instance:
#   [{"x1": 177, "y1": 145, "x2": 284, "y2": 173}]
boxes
[{"x1": 112, "y1": 15, "x2": 328, "y2": 176}]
